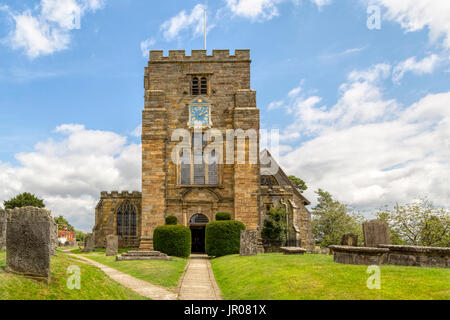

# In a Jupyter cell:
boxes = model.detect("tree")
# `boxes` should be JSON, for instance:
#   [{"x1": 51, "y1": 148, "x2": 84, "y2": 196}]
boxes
[
  {"x1": 3, "y1": 192, "x2": 45, "y2": 210},
  {"x1": 288, "y1": 175, "x2": 308, "y2": 193},
  {"x1": 376, "y1": 200, "x2": 449, "y2": 247},
  {"x1": 262, "y1": 208, "x2": 288, "y2": 243},
  {"x1": 54, "y1": 216, "x2": 74, "y2": 231},
  {"x1": 311, "y1": 189, "x2": 363, "y2": 248},
  {"x1": 75, "y1": 230, "x2": 87, "y2": 242}
]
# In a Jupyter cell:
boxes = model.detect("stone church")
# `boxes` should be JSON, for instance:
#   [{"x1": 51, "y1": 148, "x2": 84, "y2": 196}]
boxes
[{"x1": 93, "y1": 49, "x2": 314, "y2": 252}]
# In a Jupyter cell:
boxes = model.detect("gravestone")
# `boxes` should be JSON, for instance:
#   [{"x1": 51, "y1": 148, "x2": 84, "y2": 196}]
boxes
[
  {"x1": 50, "y1": 219, "x2": 58, "y2": 256},
  {"x1": 240, "y1": 230, "x2": 258, "y2": 256},
  {"x1": 341, "y1": 233, "x2": 358, "y2": 247},
  {"x1": 5, "y1": 207, "x2": 52, "y2": 282},
  {"x1": 83, "y1": 234, "x2": 95, "y2": 252},
  {"x1": 0, "y1": 209, "x2": 6, "y2": 251},
  {"x1": 363, "y1": 219, "x2": 391, "y2": 247},
  {"x1": 106, "y1": 235, "x2": 118, "y2": 256}
]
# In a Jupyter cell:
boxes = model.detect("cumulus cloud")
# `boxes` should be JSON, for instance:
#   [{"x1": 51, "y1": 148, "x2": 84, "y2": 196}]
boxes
[
  {"x1": 268, "y1": 64, "x2": 450, "y2": 211},
  {"x1": 392, "y1": 54, "x2": 441, "y2": 83},
  {"x1": 368, "y1": 0, "x2": 450, "y2": 48},
  {"x1": 225, "y1": 0, "x2": 332, "y2": 21},
  {"x1": 2, "y1": 0, "x2": 106, "y2": 58},
  {"x1": 0, "y1": 124, "x2": 141, "y2": 232},
  {"x1": 140, "y1": 38, "x2": 155, "y2": 58},
  {"x1": 160, "y1": 4, "x2": 211, "y2": 41}
]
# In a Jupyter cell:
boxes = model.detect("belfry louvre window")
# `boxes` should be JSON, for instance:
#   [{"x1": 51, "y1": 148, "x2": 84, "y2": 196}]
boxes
[
  {"x1": 192, "y1": 77, "x2": 207, "y2": 95},
  {"x1": 117, "y1": 202, "x2": 137, "y2": 236},
  {"x1": 180, "y1": 132, "x2": 218, "y2": 185},
  {"x1": 192, "y1": 77, "x2": 200, "y2": 95}
]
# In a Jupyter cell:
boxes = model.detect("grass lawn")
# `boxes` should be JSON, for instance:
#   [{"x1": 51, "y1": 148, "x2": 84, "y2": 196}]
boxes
[
  {"x1": 0, "y1": 251, "x2": 146, "y2": 300},
  {"x1": 70, "y1": 248, "x2": 187, "y2": 289},
  {"x1": 211, "y1": 253, "x2": 450, "y2": 300}
]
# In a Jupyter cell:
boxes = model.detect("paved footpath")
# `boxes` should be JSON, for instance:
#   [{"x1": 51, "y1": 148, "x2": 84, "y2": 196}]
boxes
[
  {"x1": 63, "y1": 251, "x2": 177, "y2": 300},
  {"x1": 178, "y1": 254, "x2": 222, "y2": 300}
]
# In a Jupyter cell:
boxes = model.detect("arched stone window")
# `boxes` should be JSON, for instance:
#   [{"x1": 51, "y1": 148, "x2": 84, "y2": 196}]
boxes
[
  {"x1": 200, "y1": 77, "x2": 208, "y2": 95},
  {"x1": 117, "y1": 202, "x2": 137, "y2": 236},
  {"x1": 192, "y1": 77, "x2": 199, "y2": 95}
]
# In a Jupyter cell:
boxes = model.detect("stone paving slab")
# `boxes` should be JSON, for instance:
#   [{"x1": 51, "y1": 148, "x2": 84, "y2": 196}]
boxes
[{"x1": 179, "y1": 254, "x2": 222, "y2": 300}]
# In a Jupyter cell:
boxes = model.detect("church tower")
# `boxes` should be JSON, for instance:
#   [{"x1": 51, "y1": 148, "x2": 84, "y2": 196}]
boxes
[{"x1": 140, "y1": 50, "x2": 261, "y2": 251}]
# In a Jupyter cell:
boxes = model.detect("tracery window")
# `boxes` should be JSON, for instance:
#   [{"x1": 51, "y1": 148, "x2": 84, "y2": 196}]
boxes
[{"x1": 116, "y1": 202, "x2": 137, "y2": 236}]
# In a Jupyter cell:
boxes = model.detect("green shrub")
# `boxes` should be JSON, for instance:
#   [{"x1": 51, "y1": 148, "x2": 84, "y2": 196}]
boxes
[
  {"x1": 205, "y1": 221, "x2": 245, "y2": 257},
  {"x1": 153, "y1": 225, "x2": 191, "y2": 258},
  {"x1": 216, "y1": 212, "x2": 232, "y2": 221},
  {"x1": 165, "y1": 215, "x2": 178, "y2": 225},
  {"x1": 262, "y1": 208, "x2": 287, "y2": 242}
]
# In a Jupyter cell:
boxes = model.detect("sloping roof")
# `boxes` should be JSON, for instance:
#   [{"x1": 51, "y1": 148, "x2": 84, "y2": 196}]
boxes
[{"x1": 260, "y1": 149, "x2": 311, "y2": 205}]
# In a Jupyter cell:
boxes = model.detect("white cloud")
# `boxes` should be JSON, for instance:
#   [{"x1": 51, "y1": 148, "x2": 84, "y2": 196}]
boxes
[
  {"x1": 368, "y1": 0, "x2": 450, "y2": 48},
  {"x1": 160, "y1": 4, "x2": 209, "y2": 41},
  {"x1": 0, "y1": 124, "x2": 141, "y2": 232},
  {"x1": 392, "y1": 54, "x2": 441, "y2": 83},
  {"x1": 3, "y1": 0, "x2": 106, "y2": 58},
  {"x1": 225, "y1": 0, "x2": 332, "y2": 21},
  {"x1": 140, "y1": 38, "x2": 155, "y2": 58},
  {"x1": 270, "y1": 65, "x2": 450, "y2": 211}
]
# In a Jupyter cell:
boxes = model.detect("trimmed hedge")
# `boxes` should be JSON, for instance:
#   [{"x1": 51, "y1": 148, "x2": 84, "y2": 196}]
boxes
[
  {"x1": 216, "y1": 212, "x2": 232, "y2": 221},
  {"x1": 165, "y1": 215, "x2": 178, "y2": 225},
  {"x1": 153, "y1": 225, "x2": 191, "y2": 258},
  {"x1": 205, "y1": 221, "x2": 245, "y2": 257}
]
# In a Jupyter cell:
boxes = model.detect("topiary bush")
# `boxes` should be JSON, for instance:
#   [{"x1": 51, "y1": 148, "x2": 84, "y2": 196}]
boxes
[
  {"x1": 215, "y1": 212, "x2": 232, "y2": 221},
  {"x1": 205, "y1": 221, "x2": 245, "y2": 257},
  {"x1": 153, "y1": 225, "x2": 191, "y2": 258},
  {"x1": 165, "y1": 215, "x2": 178, "y2": 225}
]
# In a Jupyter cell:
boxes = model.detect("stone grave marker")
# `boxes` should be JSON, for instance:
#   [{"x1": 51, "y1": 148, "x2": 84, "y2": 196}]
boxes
[
  {"x1": 5, "y1": 207, "x2": 52, "y2": 282},
  {"x1": 106, "y1": 235, "x2": 118, "y2": 256},
  {"x1": 363, "y1": 219, "x2": 391, "y2": 247},
  {"x1": 83, "y1": 234, "x2": 95, "y2": 252},
  {"x1": 341, "y1": 233, "x2": 358, "y2": 247},
  {"x1": 240, "y1": 230, "x2": 258, "y2": 256},
  {"x1": 0, "y1": 209, "x2": 6, "y2": 251}
]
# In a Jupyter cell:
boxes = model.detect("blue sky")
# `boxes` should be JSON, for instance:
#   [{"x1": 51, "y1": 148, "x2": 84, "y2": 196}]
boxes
[{"x1": 0, "y1": 0, "x2": 449, "y2": 231}]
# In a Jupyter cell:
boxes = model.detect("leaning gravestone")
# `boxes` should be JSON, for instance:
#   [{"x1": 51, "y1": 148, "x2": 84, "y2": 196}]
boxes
[
  {"x1": 341, "y1": 233, "x2": 358, "y2": 247},
  {"x1": 83, "y1": 234, "x2": 95, "y2": 252},
  {"x1": 240, "y1": 230, "x2": 258, "y2": 256},
  {"x1": 106, "y1": 235, "x2": 118, "y2": 256},
  {"x1": 5, "y1": 207, "x2": 52, "y2": 282},
  {"x1": 0, "y1": 209, "x2": 6, "y2": 251},
  {"x1": 363, "y1": 219, "x2": 391, "y2": 247}
]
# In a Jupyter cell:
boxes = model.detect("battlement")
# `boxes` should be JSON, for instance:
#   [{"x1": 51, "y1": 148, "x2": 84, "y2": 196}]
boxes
[
  {"x1": 149, "y1": 49, "x2": 251, "y2": 62},
  {"x1": 100, "y1": 191, "x2": 142, "y2": 199}
]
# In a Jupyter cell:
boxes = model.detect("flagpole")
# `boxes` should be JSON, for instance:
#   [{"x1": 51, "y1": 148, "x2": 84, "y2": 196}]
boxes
[{"x1": 204, "y1": 8, "x2": 207, "y2": 51}]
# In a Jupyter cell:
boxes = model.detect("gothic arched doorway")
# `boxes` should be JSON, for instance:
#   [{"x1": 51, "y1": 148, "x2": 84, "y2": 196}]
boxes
[{"x1": 189, "y1": 214, "x2": 209, "y2": 253}]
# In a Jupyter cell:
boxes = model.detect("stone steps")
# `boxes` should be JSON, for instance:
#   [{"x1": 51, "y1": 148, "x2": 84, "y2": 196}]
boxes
[{"x1": 116, "y1": 250, "x2": 172, "y2": 261}]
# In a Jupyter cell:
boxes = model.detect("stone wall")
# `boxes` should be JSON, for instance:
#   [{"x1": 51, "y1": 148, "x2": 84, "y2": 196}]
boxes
[
  {"x1": 0, "y1": 209, "x2": 6, "y2": 251},
  {"x1": 93, "y1": 191, "x2": 141, "y2": 248},
  {"x1": 5, "y1": 207, "x2": 52, "y2": 281}
]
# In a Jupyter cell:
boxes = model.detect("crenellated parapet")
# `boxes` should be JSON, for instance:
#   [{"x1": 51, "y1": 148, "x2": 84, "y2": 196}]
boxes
[
  {"x1": 100, "y1": 191, "x2": 142, "y2": 199},
  {"x1": 148, "y1": 49, "x2": 251, "y2": 62}
]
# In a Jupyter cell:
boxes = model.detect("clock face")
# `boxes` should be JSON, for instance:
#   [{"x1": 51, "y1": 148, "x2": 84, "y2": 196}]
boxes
[{"x1": 190, "y1": 105, "x2": 210, "y2": 126}]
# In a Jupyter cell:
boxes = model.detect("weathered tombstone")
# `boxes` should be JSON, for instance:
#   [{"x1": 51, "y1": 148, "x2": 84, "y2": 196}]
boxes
[
  {"x1": 363, "y1": 219, "x2": 391, "y2": 247},
  {"x1": 341, "y1": 233, "x2": 358, "y2": 247},
  {"x1": 50, "y1": 219, "x2": 58, "y2": 256},
  {"x1": 106, "y1": 235, "x2": 118, "y2": 256},
  {"x1": 83, "y1": 234, "x2": 95, "y2": 252},
  {"x1": 240, "y1": 230, "x2": 258, "y2": 256},
  {"x1": 0, "y1": 209, "x2": 6, "y2": 251},
  {"x1": 5, "y1": 207, "x2": 52, "y2": 282}
]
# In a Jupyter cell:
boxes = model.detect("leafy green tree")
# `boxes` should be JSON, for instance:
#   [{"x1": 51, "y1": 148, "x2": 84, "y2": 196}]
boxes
[
  {"x1": 311, "y1": 189, "x2": 363, "y2": 247},
  {"x1": 376, "y1": 200, "x2": 449, "y2": 247},
  {"x1": 54, "y1": 216, "x2": 74, "y2": 231},
  {"x1": 3, "y1": 192, "x2": 45, "y2": 210},
  {"x1": 288, "y1": 175, "x2": 308, "y2": 193},
  {"x1": 262, "y1": 208, "x2": 288, "y2": 243},
  {"x1": 75, "y1": 230, "x2": 87, "y2": 242}
]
